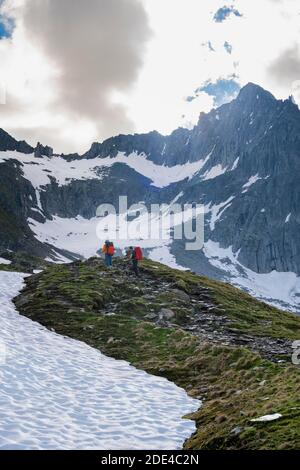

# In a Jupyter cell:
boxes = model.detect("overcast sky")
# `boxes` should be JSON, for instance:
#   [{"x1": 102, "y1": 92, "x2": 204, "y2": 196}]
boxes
[{"x1": 0, "y1": 0, "x2": 300, "y2": 153}]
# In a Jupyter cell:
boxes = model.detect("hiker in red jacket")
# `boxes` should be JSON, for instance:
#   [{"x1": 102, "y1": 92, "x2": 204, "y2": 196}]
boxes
[
  {"x1": 129, "y1": 246, "x2": 143, "y2": 276},
  {"x1": 102, "y1": 240, "x2": 115, "y2": 267}
]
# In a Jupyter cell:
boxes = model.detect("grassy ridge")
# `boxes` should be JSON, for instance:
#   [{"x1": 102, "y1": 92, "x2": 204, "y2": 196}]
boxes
[
  {"x1": 142, "y1": 259, "x2": 300, "y2": 340},
  {"x1": 13, "y1": 257, "x2": 300, "y2": 449}
]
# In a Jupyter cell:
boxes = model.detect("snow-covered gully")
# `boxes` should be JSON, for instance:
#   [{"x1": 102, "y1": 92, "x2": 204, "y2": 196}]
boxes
[{"x1": 0, "y1": 271, "x2": 199, "y2": 450}]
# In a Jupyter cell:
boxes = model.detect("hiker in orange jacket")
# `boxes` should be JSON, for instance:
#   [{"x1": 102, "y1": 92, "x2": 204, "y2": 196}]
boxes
[{"x1": 102, "y1": 240, "x2": 115, "y2": 267}]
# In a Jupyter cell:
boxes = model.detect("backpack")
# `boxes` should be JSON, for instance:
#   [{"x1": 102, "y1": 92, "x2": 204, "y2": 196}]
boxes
[
  {"x1": 134, "y1": 246, "x2": 143, "y2": 261},
  {"x1": 107, "y1": 242, "x2": 115, "y2": 256}
]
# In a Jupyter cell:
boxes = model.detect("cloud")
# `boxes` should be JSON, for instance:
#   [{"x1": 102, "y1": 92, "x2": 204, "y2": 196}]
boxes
[
  {"x1": 267, "y1": 45, "x2": 300, "y2": 87},
  {"x1": 1, "y1": 0, "x2": 300, "y2": 151},
  {"x1": 0, "y1": 0, "x2": 152, "y2": 152},
  {"x1": 213, "y1": 5, "x2": 243, "y2": 23},
  {"x1": 22, "y1": 0, "x2": 151, "y2": 125}
]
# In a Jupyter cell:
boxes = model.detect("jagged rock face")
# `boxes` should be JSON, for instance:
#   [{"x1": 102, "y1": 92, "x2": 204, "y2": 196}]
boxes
[
  {"x1": 0, "y1": 83, "x2": 300, "y2": 288},
  {"x1": 41, "y1": 165, "x2": 155, "y2": 219},
  {"x1": 0, "y1": 128, "x2": 33, "y2": 154},
  {"x1": 34, "y1": 142, "x2": 53, "y2": 158},
  {"x1": 0, "y1": 159, "x2": 79, "y2": 260},
  {"x1": 81, "y1": 83, "x2": 300, "y2": 170},
  {"x1": 0, "y1": 160, "x2": 39, "y2": 250},
  {"x1": 176, "y1": 86, "x2": 300, "y2": 274}
]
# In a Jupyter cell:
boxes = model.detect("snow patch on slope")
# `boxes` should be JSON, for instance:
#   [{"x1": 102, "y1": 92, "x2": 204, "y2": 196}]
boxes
[
  {"x1": 207, "y1": 197, "x2": 235, "y2": 231},
  {"x1": 203, "y1": 240, "x2": 300, "y2": 312},
  {"x1": 242, "y1": 174, "x2": 261, "y2": 192},
  {"x1": 0, "y1": 270, "x2": 199, "y2": 450},
  {"x1": 0, "y1": 150, "x2": 213, "y2": 190},
  {"x1": 242, "y1": 174, "x2": 269, "y2": 193},
  {"x1": 202, "y1": 164, "x2": 227, "y2": 181},
  {"x1": 28, "y1": 202, "x2": 204, "y2": 260},
  {"x1": 148, "y1": 246, "x2": 187, "y2": 271},
  {"x1": 28, "y1": 215, "x2": 174, "y2": 260},
  {"x1": 28, "y1": 216, "x2": 105, "y2": 259},
  {"x1": 231, "y1": 157, "x2": 239, "y2": 171}
]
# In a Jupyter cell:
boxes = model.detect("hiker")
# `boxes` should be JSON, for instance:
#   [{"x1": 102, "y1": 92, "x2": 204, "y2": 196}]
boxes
[
  {"x1": 129, "y1": 246, "x2": 143, "y2": 276},
  {"x1": 102, "y1": 240, "x2": 115, "y2": 267},
  {"x1": 125, "y1": 247, "x2": 133, "y2": 259}
]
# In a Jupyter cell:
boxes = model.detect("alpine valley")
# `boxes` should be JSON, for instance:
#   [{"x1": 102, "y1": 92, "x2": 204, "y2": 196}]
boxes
[{"x1": 1, "y1": 82, "x2": 300, "y2": 313}]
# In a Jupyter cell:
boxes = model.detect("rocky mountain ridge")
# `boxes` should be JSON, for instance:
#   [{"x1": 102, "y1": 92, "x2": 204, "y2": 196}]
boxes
[{"x1": 1, "y1": 82, "x2": 300, "y2": 310}]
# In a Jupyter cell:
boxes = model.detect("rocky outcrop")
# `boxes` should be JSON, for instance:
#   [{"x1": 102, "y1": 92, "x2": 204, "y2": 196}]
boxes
[
  {"x1": 34, "y1": 142, "x2": 53, "y2": 158},
  {"x1": 0, "y1": 158, "x2": 79, "y2": 260},
  {"x1": 0, "y1": 128, "x2": 33, "y2": 154}
]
